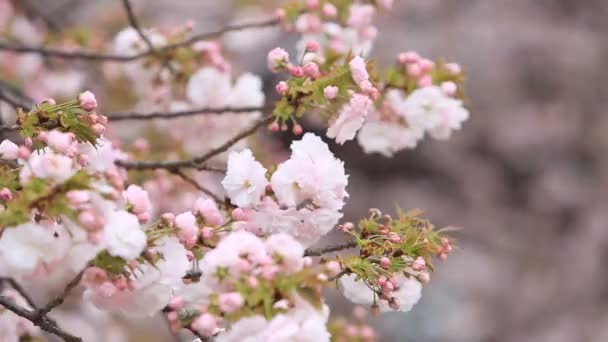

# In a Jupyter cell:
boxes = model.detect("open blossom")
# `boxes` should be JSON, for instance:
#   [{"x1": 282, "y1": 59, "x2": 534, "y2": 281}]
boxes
[
  {"x1": 222, "y1": 149, "x2": 268, "y2": 208},
  {"x1": 186, "y1": 67, "x2": 232, "y2": 108},
  {"x1": 103, "y1": 210, "x2": 146, "y2": 260},
  {"x1": 123, "y1": 185, "x2": 152, "y2": 216},
  {"x1": 0, "y1": 140, "x2": 19, "y2": 159},
  {"x1": 217, "y1": 298, "x2": 330, "y2": 342},
  {"x1": 20, "y1": 149, "x2": 75, "y2": 184},
  {"x1": 327, "y1": 93, "x2": 373, "y2": 144},
  {"x1": 194, "y1": 197, "x2": 224, "y2": 226},
  {"x1": 402, "y1": 86, "x2": 470, "y2": 140},
  {"x1": 340, "y1": 273, "x2": 422, "y2": 313},
  {"x1": 267, "y1": 47, "x2": 289, "y2": 72},
  {"x1": 349, "y1": 56, "x2": 369, "y2": 86},
  {"x1": 46, "y1": 130, "x2": 75, "y2": 154},
  {"x1": 174, "y1": 211, "x2": 199, "y2": 243},
  {"x1": 0, "y1": 223, "x2": 67, "y2": 275}
]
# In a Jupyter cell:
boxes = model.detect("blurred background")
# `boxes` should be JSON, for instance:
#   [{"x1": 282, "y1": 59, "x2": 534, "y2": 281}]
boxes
[{"x1": 3, "y1": 0, "x2": 608, "y2": 341}]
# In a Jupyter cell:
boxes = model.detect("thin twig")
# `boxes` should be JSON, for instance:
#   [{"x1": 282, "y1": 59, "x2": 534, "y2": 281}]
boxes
[
  {"x1": 0, "y1": 278, "x2": 37, "y2": 309},
  {"x1": 304, "y1": 241, "x2": 358, "y2": 257},
  {"x1": 35, "y1": 270, "x2": 84, "y2": 318},
  {"x1": 107, "y1": 105, "x2": 270, "y2": 121},
  {"x1": 121, "y1": 0, "x2": 155, "y2": 52},
  {"x1": 0, "y1": 296, "x2": 82, "y2": 342},
  {"x1": 0, "y1": 18, "x2": 278, "y2": 63},
  {"x1": 0, "y1": 80, "x2": 34, "y2": 111},
  {"x1": 116, "y1": 116, "x2": 273, "y2": 170},
  {"x1": 170, "y1": 168, "x2": 222, "y2": 203}
]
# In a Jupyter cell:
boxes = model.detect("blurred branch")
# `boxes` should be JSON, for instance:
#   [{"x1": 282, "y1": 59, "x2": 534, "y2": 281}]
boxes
[
  {"x1": 304, "y1": 241, "x2": 358, "y2": 257},
  {"x1": 0, "y1": 80, "x2": 34, "y2": 112},
  {"x1": 170, "y1": 168, "x2": 223, "y2": 203},
  {"x1": 115, "y1": 116, "x2": 273, "y2": 170},
  {"x1": 121, "y1": 0, "x2": 155, "y2": 52},
  {"x1": 107, "y1": 105, "x2": 271, "y2": 122},
  {"x1": 15, "y1": 0, "x2": 61, "y2": 32},
  {"x1": 0, "y1": 18, "x2": 278, "y2": 62},
  {"x1": 35, "y1": 270, "x2": 84, "y2": 318}
]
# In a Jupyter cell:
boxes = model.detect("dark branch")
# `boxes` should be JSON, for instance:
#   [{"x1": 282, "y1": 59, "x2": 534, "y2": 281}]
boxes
[
  {"x1": 0, "y1": 80, "x2": 34, "y2": 112},
  {"x1": 0, "y1": 296, "x2": 82, "y2": 342},
  {"x1": 0, "y1": 278, "x2": 37, "y2": 309},
  {"x1": 121, "y1": 0, "x2": 155, "y2": 52},
  {"x1": 0, "y1": 18, "x2": 278, "y2": 63},
  {"x1": 115, "y1": 116, "x2": 273, "y2": 170},
  {"x1": 304, "y1": 241, "x2": 358, "y2": 257},
  {"x1": 35, "y1": 270, "x2": 84, "y2": 318},
  {"x1": 106, "y1": 105, "x2": 270, "y2": 122},
  {"x1": 170, "y1": 168, "x2": 223, "y2": 203}
]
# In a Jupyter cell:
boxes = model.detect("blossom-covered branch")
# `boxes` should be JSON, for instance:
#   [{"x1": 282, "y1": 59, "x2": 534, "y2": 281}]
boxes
[
  {"x1": 0, "y1": 18, "x2": 278, "y2": 62},
  {"x1": 115, "y1": 116, "x2": 273, "y2": 170},
  {"x1": 106, "y1": 105, "x2": 272, "y2": 122}
]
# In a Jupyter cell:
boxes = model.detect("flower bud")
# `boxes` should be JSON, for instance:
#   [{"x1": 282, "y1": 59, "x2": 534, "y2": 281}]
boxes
[
  {"x1": 79, "y1": 91, "x2": 98, "y2": 111},
  {"x1": 275, "y1": 81, "x2": 289, "y2": 95}
]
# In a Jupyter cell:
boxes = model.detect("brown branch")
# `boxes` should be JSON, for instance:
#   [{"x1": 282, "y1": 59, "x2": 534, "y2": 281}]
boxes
[
  {"x1": 304, "y1": 241, "x2": 358, "y2": 257},
  {"x1": 0, "y1": 296, "x2": 82, "y2": 342},
  {"x1": 0, "y1": 278, "x2": 37, "y2": 309},
  {"x1": 106, "y1": 105, "x2": 270, "y2": 122},
  {"x1": 0, "y1": 18, "x2": 278, "y2": 63},
  {"x1": 0, "y1": 80, "x2": 34, "y2": 112},
  {"x1": 115, "y1": 115, "x2": 273, "y2": 171},
  {"x1": 121, "y1": 0, "x2": 155, "y2": 52},
  {"x1": 35, "y1": 270, "x2": 84, "y2": 318},
  {"x1": 170, "y1": 168, "x2": 222, "y2": 203}
]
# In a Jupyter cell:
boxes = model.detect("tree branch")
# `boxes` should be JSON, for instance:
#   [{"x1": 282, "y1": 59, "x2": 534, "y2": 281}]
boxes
[
  {"x1": 0, "y1": 18, "x2": 278, "y2": 63},
  {"x1": 0, "y1": 80, "x2": 34, "y2": 112},
  {"x1": 35, "y1": 270, "x2": 84, "y2": 318},
  {"x1": 115, "y1": 116, "x2": 273, "y2": 171},
  {"x1": 121, "y1": 0, "x2": 155, "y2": 52},
  {"x1": 0, "y1": 278, "x2": 37, "y2": 309},
  {"x1": 0, "y1": 296, "x2": 82, "y2": 342},
  {"x1": 304, "y1": 241, "x2": 358, "y2": 257},
  {"x1": 106, "y1": 105, "x2": 270, "y2": 122},
  {"x1": 170, "y1": 168, "x2": 223, "y2": 203}
]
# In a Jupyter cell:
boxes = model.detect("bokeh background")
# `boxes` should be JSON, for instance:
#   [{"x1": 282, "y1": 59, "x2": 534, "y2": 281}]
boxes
[{"x1": 3, "y1": 0, "x2": 608, "y2": 341}]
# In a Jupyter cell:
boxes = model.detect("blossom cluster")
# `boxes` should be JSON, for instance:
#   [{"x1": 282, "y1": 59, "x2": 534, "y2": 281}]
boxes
[
  {"x1": 222, "y1": 133, "x2": 348, "y2": 247},
  {"x1": 0, "y1": 1, "x2": 467, "y2": 341},
  {"x1": 338, "y1": 209, "x2": 453, "y2": 313}
]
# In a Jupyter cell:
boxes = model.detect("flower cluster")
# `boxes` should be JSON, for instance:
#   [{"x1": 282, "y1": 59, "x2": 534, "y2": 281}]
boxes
[
  {"x1": 222, "y1": 133, "x2": 348, "y2": 247},
  {"x1": 164, "y1": 231, "x2": 337, "y2": 339},
  {"x1": 338, "y1": 209, "x2": 453, "y2": 313},
  {"x1": 328, "y1": 306, "x2": 377, "y2": 342}
]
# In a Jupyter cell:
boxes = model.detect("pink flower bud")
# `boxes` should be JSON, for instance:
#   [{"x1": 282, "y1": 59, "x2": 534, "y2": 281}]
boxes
[
  {"x1": 441, "y1": 81, "x2": 457, "y2": 96},
  {"x1": 247, "y1": 276, "x2": 258, "y2": 288},
  {"x1": 419, "y1": 271, "x2": 430, "y2": 284},
  {"x1": 114, "y1": 277, "x2": 128, "y2": 290},
  {"x1": 0, "y1": 188, "x2": 12, "y2": 201},
  {"x1": 417, "y1": 75, "x2": 433, "y2": 88},
  {"x1": 79, "y1": 211, "x2": 98, "y2": 230},
  {"x1": 191, "y1": 313, "x2": 217, "y2": 337},
  {"x1": 92, "y1": 123, "x2": 106, "y2": 135},
  {"x1": 123, "y1": 184, "x2": 151, "y2": 216},
  {"x1": 82, "y1": 267, "x2": 107, "y2": 287},
  {"x1": 231, "y1": 208, "x2": 249, "y2": 221},
  {"x1": 194, "y1": 198, "x2": 223, "y2": 225},
  {"x1": 346, "y1": 325, "x2": 359, "y2": 337},
  {"x1": 201, "y1": 226, "x2": 214, "y2": 239},
  {"x1": 378, "y1": 276, "x2": 387, "y2": 286},
  {"x1": 325, "y1": 261, "x2": 341, "y2": 276},
  {"x1": 169, "y1": 297, "x2": 185, "y2": 310},
  {"x1": 305, "y1": 40, "x2": 320, "y2": 52},
  {"x1": 269, "y1": 121, "x2": 280, "y2": 132},
  {"x1": 167, "y1": 311, "x2": 178, "y2": 322},
  {"x1": 0, "y1": 140, "x2": 19, "y2": 160},
  {"x1": 218, "y1": 292, "x2": 244, "y2": 313},
  {"x1": 361, "y1": 325, "x2": 376, "y2": 339},
  {"x1": 274, "y1": 8, "x2": 286, "y2": 21},
  {"x1": 67, "y1": 190, "x2": 90, "y2": 205},
  {"x1": 445, "y1": 63, "x2": 462, "y2": 75},
  {"x1": 267, "y1": 47, "x2": 289, "y2": 72},
  {"x1": 419, "y1": 59, "x2": 435, "y2": 72},
  {"x1": 388, "y1": 232, "x2": 401, "y2": 243},
  {"x1": 399, "y1": 51, "x2": 420, "y2": 64},
  {"x1": 382, "y1": 281, "x2": 394, "y2": 293},
  {"x1": 292, "y1": 124, "x2": 303, "y2": 136},
  {"x1": 380, "y1": 257, "x2": 391, "y2": 269},
  {"x1": 97, "y1": 115, "x2": 108, "y2": 125},
  {"x1": 275, "y1": 81, "x2": 289, "y2": 95},
  {"x1": 389, "y1": 298, "x2": 401, "y2": 310},
  {"x1": 161, "y1": 212, "x2": 175, "y2": 224},
  {"x1": 303, "y1": 62, "x2": 320, "y2": 78},
  {"x1": 406, "y1": 63, "x2": 422, "y2": 77},
  {"x1": 137, "y1": 212, "x2": 150, "y2": 223},
  {"x1": 24, "y1": 138, "x2": 32, "y2": 148},
  {"x1": 412, "y1": 256, "x2": 426, "y2": 271},
  {"x1": 323, "y1": 86, "x2": 339, "y2": 100},
  {"x1": 287, "y1": 65, "x2": 304, "y2": 77},
  {"x1": 79, "y1": 91, "x2": 98, "y2": 111},
  {"x1": 305, "y1": 0, "x2": 319, "y2": 10},
  {"x1": 17, "y1": 146, "x2": 30, "y2": 159},
  {"x1": 323, "y1": 3, "x2": 338, "y2": 18}
]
